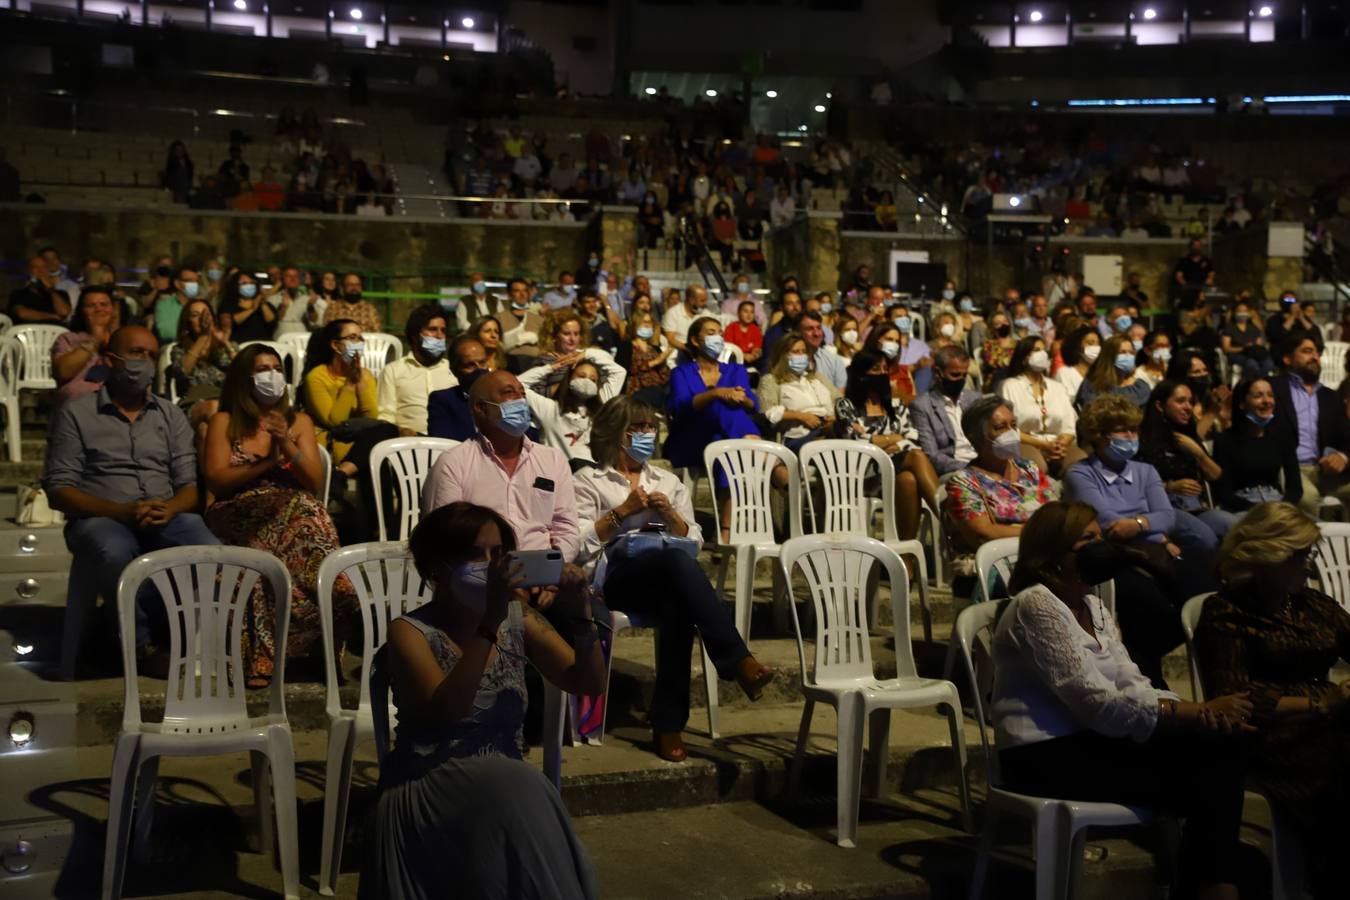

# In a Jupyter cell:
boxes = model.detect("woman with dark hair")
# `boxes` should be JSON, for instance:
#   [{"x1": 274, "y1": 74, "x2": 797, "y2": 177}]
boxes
[
  {"x1": 162, "y1": 140, "x2": 194, "y2": 204},
  {"x1": 203, "y1": 344, "x2": 356, "y2": 686},
  {"x1": 1211, "y1": 377, "x2": 1302, "y2": 512},
  {"x1": 980, "y1": 309, "x2": 1016, "y2": 381},
  {"x1": 574, "y1": 396, "x2": 774, "y2": 762},
  {"x1": 1054, "y1": 324, "x2": 1101, "y2": 400},
  {"x1": 314, "y1": 270, "x2": 341, "y2": 302},
  {"x1": 860, "y1": 320, "x2": 916, "y2": 405},
  {"x1": 376, "y1": 305, "x2": 453, "y2": 437},
  {"x1": 170, "y1": 298, "x2": 236, "y2": 440},
  {"x1": 1134, "y1": 330, "x2": 1173, "y2": 389},
  {"x1": 999, "y1": 334, "x2": 1078, "y2": 477},
  {"x1": 1075, "y1": 333, "x2": 1150, "y2": 409},
  {"x1": 52, "y1": 284, "x2": 122, "y2": 406},
  {"x1": 518, "y1": 347, "x2": 626, "y2": 467},
  {"x1": 834, "y1": 349, "x2": 938, "y2": 546},
  {"x1": 991, "y1": 501, "x2": 1251, "y2": 900},
  {"x1": 217, "y1": 270, "x2": 277, "y2": 344},
  {"x1": 1218, "y1": 298, "x2": 1272, "y2": 381},
  {"x1": 1137, "y1": 379, "x2": 1236, "y2": 543},
  {"x1": 616, "y1": 307, "x2": 671, "y2": 406},
  {"x1": 1166, "y1": 348, "x2": 1230, "y2": 439},
  {"x1": 362, "y1": 501, "x2": 605, "y2": 900}
]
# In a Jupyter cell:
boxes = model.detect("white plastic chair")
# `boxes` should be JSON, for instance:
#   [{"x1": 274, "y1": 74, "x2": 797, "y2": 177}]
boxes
[
  {"x1": 798, "y1": 440, "x2": 934, "y2": 641},
  {"x1": 704, "y1": 438, "x2": 804, "y2": 641},
  {"x1": 0, "y1": 336, "x2": 22, "y2": 462},
  {"x1": 1319, "y1": 340, "x2": 1347, "y2": 389},
  {"x1": 368, "y1": 436, "x2": 460, "y2": 541},
  {"x1": 954, "y1": 601, "x2": 1154, "y2": 900},
  {"x1": 315, "y1": 543, "x2": 435, "y2": 897},
  {"x1": 237, "y1": 339, "x2": 299, "y2": 385},
  {"x1": 780, "y1": 535, "x2": 971, "y2": 848},
  {"x1": 10, "y1": 323, "x2": 66, "y2": 393},
  {"x1": 103, "y1": 547, "x2": 299, "y2": 900},
  {"x1": 972, "y1": 536, "x2": 1021, "y2": 605},
  {"x1": 154, "y1": 344, "x2": 180, "y2": 402},
  {"x1": 0, "y1": 312, "x2": 13, "y2": 334},
  {"x1": 1314, "y1": 521, "x2": 1350, "y2": 612},
  {"x1": 275, "y1": 331, "x2": 311, "y2": 389},
  {"x1": 359, "y1": 332, "x2": 402, "y2": 379}
]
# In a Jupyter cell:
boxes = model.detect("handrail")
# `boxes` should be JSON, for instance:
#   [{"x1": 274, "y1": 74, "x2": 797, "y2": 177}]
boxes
[
  {"x1": 866, "y1": 143, "x2": 968, "y2": 237},
  {"x1": 1304, "y1": 231, "x2": 1350, "y2": 315},
  {"x1": 20, "y1": 180, "x2": 598, "y2": 207}
]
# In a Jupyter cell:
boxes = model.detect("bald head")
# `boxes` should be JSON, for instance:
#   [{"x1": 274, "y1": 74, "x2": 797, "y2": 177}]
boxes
[
  {"x1": 109, "y1": 325, "x2": 157, "y2": 357},
  {"x1": 469, "y1": 369, "x2": 519, "y2": 404},
  {"x1": 469, "y1": 370, "x2": 527, "y2": 438}
]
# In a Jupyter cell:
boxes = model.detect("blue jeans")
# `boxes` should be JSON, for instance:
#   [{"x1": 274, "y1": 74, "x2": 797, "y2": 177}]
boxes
[
  {"x1": 1169, "y1": 507, "x2": 1235, "y2": 556},
  {"x1": 64, "y1": 513, "x2": 220, "y2": 648}
]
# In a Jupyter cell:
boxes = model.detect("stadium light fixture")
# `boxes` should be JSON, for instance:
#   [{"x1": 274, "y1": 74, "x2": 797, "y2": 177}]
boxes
[
  {"x1": 1029, "y1": 9, "x2": 1043, "y2": 22},
  {"x1": 233, "y1": 0, "x2": 247, "y2": 8},
  {"x1": 1143, "y1": 8, "x2": 1157, "y2": 19},
  {"x1": 1008, "y1": 196, "x2": 1022, "y2": 208},
  {"x1": 813, "y1": 104, "x2": 826, "y2": 112},
  {"x1": 1258, "y1": 5, "x2": 1273, "y2": 16},
  {"x1": 350, "y1": 8, "x2": 362, "y2": 20},
  {"x1": 462, "y1": 16, "x2": 474, "y2": 28},
  {"x1": 705, "y1": 89, "x2": 718, "y2": 97},
  {"x1": 644, "y1": 87, "x2": 656, "y2": 96},
  {"x1": 765, "y1": 90, "x2": 778, "y2": 98}
]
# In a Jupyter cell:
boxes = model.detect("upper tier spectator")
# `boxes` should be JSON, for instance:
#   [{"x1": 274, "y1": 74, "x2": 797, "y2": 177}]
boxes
[
  {"x1": 1270, "y1": 336, "x2": 1350, "y2": 517},
  {"x1": 911, "y1": 345, "x2": 980, "y2": 476},
  {"x1": 162, "y1": 140, "x2": 194, "y2": 204},
  {"x1": 9, "y1": 255, "x2": 72, "y2": 324},
  {"x1": 1171, "y1": 239, "x2": 1215, "y2": 307},
  {"x1": 52, "y1": 285, "x2": 120, "y2": 407},
  {"x1": 218, "y1": 270, "x2": 276, "y2": 344},
  {"x1": 427, "y1": 336, "x2": 490, "y2": 442},
  {"x1": 377, "y1": 305, "x2": 456, "y2": 436},
  {"x1": 44, "y1": 325, "x2": 220, "y2": 675},
  {"x1": 1265, "y1": 293, "x2": 1323, "y2": 352},
  {"x1": 217, "y1": 143, "x2": 250, "y2": 196},
  {"x1": 323, "y1": 272, "x2": 383, "y2": 333}
]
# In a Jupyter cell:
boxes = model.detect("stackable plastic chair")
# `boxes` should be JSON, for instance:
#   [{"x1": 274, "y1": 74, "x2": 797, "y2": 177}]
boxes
[
  {"x1": 315, "y1": 543, "x2": 435, "y2": 897},
  {"x1": 317, "y1": 444, "x2": 333, "y2": 506},
  {"x1": 154, "y1": 344, "x2": 179, "y2": 402},
  {"x1": 368, "y1": 436, "x2": 460, "y2": 540},
  {"x1": 359, "y1": 333, "x2": 402, "y2": 379},
  {"x1": 103, "y1": 547, "x2": 298, "y2": 900},
  {"x1": 799, "y1": 440, "x2": 935, "y2": 641},
  {"x1": 1314, "y1": 522, "x2": 1350, "y2": 612},
  {"x1": 1320, "y1": 340, "x2": 1347, "y2": 389},
  {"x1": 780, "y1": 535, "x2": 970, "y2": 848},
  {"x1": 955, "y1": 602, "x2": 1153, "y2": 900},
  {"x1": 275, "y1": 331, "x2": 311, "y2": 390},
  {"x1": 0, "y1": 336, "x2": 22, "y2": 461},
  {"x1": 10, "y1": 323, "x2": 65, "y2": 394},
  {"x1": 704, "y1": 438, "x2": 804, "y2": 641}
]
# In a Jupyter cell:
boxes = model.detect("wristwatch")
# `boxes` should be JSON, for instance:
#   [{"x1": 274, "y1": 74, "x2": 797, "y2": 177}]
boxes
[{"x1": 1135, "y1": 516, "x2": 1147, "y2": 533}]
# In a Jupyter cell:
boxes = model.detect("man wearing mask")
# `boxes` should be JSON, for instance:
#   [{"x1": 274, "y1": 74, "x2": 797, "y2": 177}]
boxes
[
  {"x1": 455, "y1": 270, "x2": 504, "y2": 333},
  {"x1": 147, "y1": 266, "x2": 199, "y2": 344},
  {"x1": 378, "y1": 305, "x2": 456, "y2": 436},
  {"x1": 499, "y1": 276, "x2": 548, "y2": 370},
  {"x1": 268, "y1": 265, "x2": 323, "y2": 335},
  {"x1": 9, "y1": 255, "x2": 72, "y2": 323},
  {"x1": 323, "y1": 272, "x2": 383, "y2": 333},
  {"x1": 43, "y1": 326, "x2": 219, "y2": 676},
  {"x1": 1075, "y1": 289, "x2": 1100, "y2": 329},
  {"x1": 427, "y1": 336, "x2": 489, "y2": 441},
  {"x1": 38, "y1": 246, "x2": 81, "y2": 301},
  {"x1": 1098, "y1": 302, "x2": 1134, "y2": 340},
  {"x1": 1028, "y1": 293, "x2": 1054, "y2": 344},
  {"x1": 763, "y1": 289, "x2": 804, "y2": 356},
  {"x1": 1270, "y1": 336, "x2": 1350, "y2": 516},
  {"x1": 719, "y1": 275, "x2": 764, "y2": 326},
  {"x1": 661, "y1": 284, "x2": 709, "y2": 354},
  {"x1": 911, "y1": 345, "x2": 980, "y2": 475},
  {"x1": 800, "y1": 311, "x2": 845, "y2": 390},
  {"x1": 541, "y1": 271, "x2": 579, "y2": 310}
]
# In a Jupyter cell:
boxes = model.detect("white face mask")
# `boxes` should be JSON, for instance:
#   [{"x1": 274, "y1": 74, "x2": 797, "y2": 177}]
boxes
[
  {"x1": 938, "y1": 323, "x2": 956, "y2": 338},
  {"x1": 992, "y1": 429, "x2": 1022, "y2": 460},
  {"x1": 251, "y1": 369, "x2": 288, "y2": 405},
  {"x1": 1027, "y1": 349, "x2": 1050, "y2": 372},
  {"x1": 447, "y1": 560, "x2": 490, "y2": 617},
  {"x1": 1082, "y1": 344, "x2": 1102, "y2": 363},
  {"x1": 569, "y1": 377, "x2": 599, "y2": 399},
  {"x1": 841, "y1": 330, "x2": 860, "y2": 346}
]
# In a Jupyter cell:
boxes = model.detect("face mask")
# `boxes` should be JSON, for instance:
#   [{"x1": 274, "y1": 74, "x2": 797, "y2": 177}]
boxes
[
  {"x1": 938, "y1": 376, "x2": 964, "y2": 399},
  {"x1": 239, "y1": 283, "x2": 258, "y2": 299},
  {"x1": 1246, "y1": 411, "x2": 1274, "y2": 428},
  {"x1": 447, "y1": 560, "x2": 490, "y2": 617},
  {"x1": 939, "y1": 323, "x2": 956, "y2": 338},
  {"x1": 636, "y1": 325, "x2": 654, "y2": 340},
  {"x1": 959, "y1": 298, "x2": 975, "y2": 313},
  {"x1": 1151, "y1": 347, "x2": 1171, "y2": 365},
  {"x1": 587, "y1": 257, "x2": 599, "y2": 268},
  {"x1": 879, "y1": 340, "x2": 900, "y2": 360},
  {"x1": 626, "y1": 431, "x2": 656, "y2": 463},
  {"x1": 473, "y1": 280, "x2": 487, "y2": 295},
  {"x1": 1235, "y1": 312, "x2": 1251, "y2": 323},
  {"x1": 182, "y1": 281, "x2": 199, "y2": 299},
  {"x1": 1115, "y1": 352, "x2": 1136, "y2": 374},
  {"x1": 569, "y1": 377, "x2": 599, "y2": 399},
  {"x1": 488, "y1": 398, "x2": 532, "y2": 436},
  {"x1": 421, "y1": 336, "x2": 447, "y2": 358},
  {"x1": 992, "y1": 430, "x2": 1022, "y2": 460},
  {"x1": 1027, "y1": 349, "x2": 1050, "y2": 372},
  {"x1": 737, "y1": 282, "x2": 750, "y2": 295},
  {"x1": 207, "y1": 268, "x2": 223, "y2": 282},
  {"x1": 701, "y1": 334, "x2": 725, "y2": 360},
  {"x1": 110, "y1": 358, "x2": 155, "y2": 394},
  {"x1": 512, "y1": 299, "x2": 531, "y2": 311},
  {"x1": 786, "y1": 354, "x2": 809, "y2": 375},
  {"x1": 439, "y1": 297, "x2": 458, "y2": 311},
  {"x1": 840, "y1": 330, "x2": 859, "y2": 346},
  {"x1": 1075, "y1": 540, "x2": 1142, "y2": 586},
  {"x1": 866, "y1": 374, "x2": 892, "y2": 397},
  {"x1": 894, "y1": 316, "x2": 912, "y2": 334},
  {"x1": 1114, "y1": 315, "x2": 1132, "y2": 332},
  {"x1": 564, "y1": 285, "x2": 577, "y2": 298},
  {"x1": 1133, "y1": 339, "x2": 1144, "y2": 351},
  {"x1": 942, "y1": 289, "x2": 956, "y2": 301},
  {"x1": 1014, "y1": 317, "x2": 1033, "y2": 331},
  {"x1": 1082, "y1": 344, "x2": 1102, "y2": 363},
  {"x1": 340, "y1": 340, "x2": 365, "y2": 362},
  {"x1": 995, "y1": 324, "x2": 1011, "y2": 338},
  {"x1": 344, "y1": 290, "x2": 363, "y2": 302},
  {"x1": 1107, "y1": 436, "x2": 1139, "y2": 462},
  {"x1": 251, "y1": 369, "x2": 288, "y2": 405},
  {"x1": 820, "y1": 303, "x2": 833, "y2": 315}
]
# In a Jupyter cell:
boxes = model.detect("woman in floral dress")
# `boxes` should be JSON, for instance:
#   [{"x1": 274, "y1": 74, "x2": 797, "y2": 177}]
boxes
[{"x1": 202, "y1": 343, "x2": 356, "y2": 686}]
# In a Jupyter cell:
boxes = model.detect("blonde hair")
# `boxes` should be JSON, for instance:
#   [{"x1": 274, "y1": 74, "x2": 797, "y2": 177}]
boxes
[
  {"x1": 1079, "y1": 394, "x2": 1143, "y2": 446},
  {"x1": 540, "y1": 308, "x2": 588, "y2": 353},
  {"x1": 1217, "y1": 501, "x2": 1320, "y2": 585}
]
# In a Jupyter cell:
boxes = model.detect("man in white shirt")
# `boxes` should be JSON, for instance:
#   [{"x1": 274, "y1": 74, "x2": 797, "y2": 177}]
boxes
[
  {"x1": 910, "y1": 346, "x2": 979, "y2": 475},
  {"x1": 267, "y1": 265, "x2": 324, "y2": 335},
  {"x1": 801, "y1": 312, "x2": 846, "y2": 390},
  {"x1": 661, "y1": 284, "x2": 709, "y2": 353},
  {"x1": 377, "y1": 305, "x2": 457, "y2": 435}
]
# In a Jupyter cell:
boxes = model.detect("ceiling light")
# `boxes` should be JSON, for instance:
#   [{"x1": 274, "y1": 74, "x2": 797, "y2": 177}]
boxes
[
  {"x1": 1029, "y1": 9, "x2": 1043, "y2": 22},
  {"x1": 1143, "y1": 7, "x2": 1157, "y2": 19},
  {"x1": 233, "y1": 0, "x2": 246, "y2": 8},
  {"x1": 813, "y1": 104, "x2": 826, "y2": 112},
  {"x1": 461, "y1": 16, "x2": 474, "y2": 28},
  {"x1": 765, "y1": 90, "x2": 777, "y2": 98},
  {"x1": 705, "y1": 89, "x2": 717, "y2": 97},
  {"x1": 13, "y1": 643, "x2": 33, "y2": 656},
  {"x1": 349, "y1": 7, "x2": 362, "y2": 19},
  {"x1": 1009, "y1": 195, "x2": 1022, "y2": 208},
  {"x1": 644, "y1": 87, "x2": 656, "y2": 95},
  {"x1": 798, "y1": 124, "x2": 808, "y2": 132},
  {"x1": 1258, "y1": 5, "x2": 1273, "y2": 15},
  {"x1": 825, "y1": 92, "x2": 833, "y2": 99}
]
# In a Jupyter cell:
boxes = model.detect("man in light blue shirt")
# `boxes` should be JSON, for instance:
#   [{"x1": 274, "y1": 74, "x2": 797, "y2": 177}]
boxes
[
  {"x1": 801, "y1": 312, "x2": 846, "y2": 390},
  {"x1": 540, "y1": 270, "x2": 578, "y2": 310}
]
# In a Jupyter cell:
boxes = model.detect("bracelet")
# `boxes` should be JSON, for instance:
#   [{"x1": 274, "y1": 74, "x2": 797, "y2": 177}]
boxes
[
  {"x1": 607, "y1": 509, "x2": 623, "y2": 531},
  {"x1": 1135, "y1": 516, "x2": 1147, "y2": 533}
]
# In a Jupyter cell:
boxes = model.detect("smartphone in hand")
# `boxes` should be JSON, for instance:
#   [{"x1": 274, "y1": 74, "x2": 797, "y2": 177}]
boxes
[{"x1": 506, "y1": 549, "x2": 564, "y2": 588}]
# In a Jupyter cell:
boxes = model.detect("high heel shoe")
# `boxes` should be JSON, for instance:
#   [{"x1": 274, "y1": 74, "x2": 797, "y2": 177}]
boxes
[
  {"x1": 653, "y1": 730, "x2": 687, "y2": 763},
  {"x1": 735, "y1": 657, "x2": 776, "y2": 702}
]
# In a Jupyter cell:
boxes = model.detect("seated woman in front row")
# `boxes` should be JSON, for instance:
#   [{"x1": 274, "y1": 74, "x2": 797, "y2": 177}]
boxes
[
  {"x1": 575, "y1": 396, "x2": 775, "y2": 763},
  {"x1": 363, "y1": 501, "x2": 606, "y2": 900},
  {"x1": 991, "y1": 501, "x2": 1252, "y2": 900}
]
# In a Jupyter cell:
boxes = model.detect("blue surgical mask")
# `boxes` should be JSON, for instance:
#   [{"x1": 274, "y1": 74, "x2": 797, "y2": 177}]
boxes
[
  {"x1": 1107, "y1": 436, "x2": 1139, "y2": 462},
  {"x1": 588, "y1": 256, "x2": 599, "y2": 268},
  {"x1": 1114, "y1": 314, "x2": 1132, "y2": 332},
  {"x1": 488, "y1": 398, "x2": 532, "y2": 436},
  {"x1": 626, "y1": 431, "x2": 656, "y2": 463},
  {"x1": 959, "y1": 298, "x2": 975, "y2": 313},
  {"x1": 636, "y1": 325, "x2": 654, "y2": 340},
  {"x1": 439, "y1": 296, "x2": 459, "y2": 310},
  {"x1": 422, "y1": 336, "x2": 447, "y2": 358},
  {"x1": 1246, "y1": 411, "x2": 1274, "y2": 428},
  {"x1": 207, "y1": 267, "x2": 223, "y2": 282},
  {"x1": 239, "y1": 283, "x2": 258, "y2": 299},
  {"x1": 341, "y1": 340, "x2": 365, "y2": 361},
  {"x1": 942, "y1": 289, "x2": 956, "y2": 301},
  {"x1": 1114, "y1": 352, "x2": 1136, "y2": 374},
  {"x1": 786, "y1": 354, "x2": 809, "y2": 375},
  {"x1": 1014, "y1": 316, "x2": 1033, "y2": 330},
  {"x1": 182, "y1": 281, "x2": 199, "y2": 299},
  {"x1": 473, "y1": 280, "x2": 487, "y2": 295},
  {"x1": 820, "y1": 302, "x2": 833, "y2": 315},
  {"x1": 701, "y1": 334, "x2": 725, "y2": 360},
  {"x1": 512, "y1": 299, "x2": 531, "y2": 311},
  {"x1": 737, "y1": 282, "x2": 750, "y2": 294},
  {"x1": 895, "y1": 316, "x2": 912, "y2": 334}
]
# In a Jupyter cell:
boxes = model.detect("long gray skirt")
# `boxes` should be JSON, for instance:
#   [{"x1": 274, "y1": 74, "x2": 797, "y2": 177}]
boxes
[{"x1": 359, "y1": 753, "x2": 599, "y2": 900}]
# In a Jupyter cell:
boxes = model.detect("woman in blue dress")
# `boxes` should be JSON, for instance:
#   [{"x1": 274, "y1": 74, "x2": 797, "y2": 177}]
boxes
[{"x1": 360, "y1": 502, "x2": 608, "y2": 900}]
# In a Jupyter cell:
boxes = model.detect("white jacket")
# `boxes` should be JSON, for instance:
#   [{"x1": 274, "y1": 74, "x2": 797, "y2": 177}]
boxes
[{"x1": 518, "y1": 348, "x2": 627, "y2": 461}]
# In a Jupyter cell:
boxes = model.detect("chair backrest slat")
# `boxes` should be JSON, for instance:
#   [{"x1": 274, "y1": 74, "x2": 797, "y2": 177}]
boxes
[
  {"x1": 1315, "y1": 523, "x2": 1350, "y2": 613},
  {"x1": 369, "y1": 437, "x2": 460, "y2": 541},
  {"x1": 11, "y1": 324, "x2": 66, "y2": 389},
  {"x1": 704, "y1": 438, "x2": 801, "y2": 544}
]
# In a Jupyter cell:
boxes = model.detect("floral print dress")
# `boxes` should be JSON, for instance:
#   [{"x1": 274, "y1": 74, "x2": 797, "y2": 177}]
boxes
[{"x1": 942, "y1": 458, "x2": 1057, "y2": 554}]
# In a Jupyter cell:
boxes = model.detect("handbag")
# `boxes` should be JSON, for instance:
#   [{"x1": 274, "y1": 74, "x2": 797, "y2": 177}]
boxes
[
  {"x1": 16, "y1": 484, "x2": 64, "y2": 527},
  {"x1": 594, "y1": 527, "x2": 700, "y2": 583}
]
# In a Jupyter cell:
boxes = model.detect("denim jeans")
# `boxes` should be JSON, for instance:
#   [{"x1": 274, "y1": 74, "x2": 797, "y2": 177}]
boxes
[
  {"x1": 64, "y1": 513, "x2": 220, "y2": 648},
  {"x1": 1168, "y1": 505, "x2": 1239, "y2": 554}
]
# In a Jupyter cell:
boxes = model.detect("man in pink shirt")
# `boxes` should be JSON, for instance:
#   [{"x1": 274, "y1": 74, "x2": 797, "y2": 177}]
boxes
[{"x1": 420, "y1": 370, "x2": 581, "y2": 561}]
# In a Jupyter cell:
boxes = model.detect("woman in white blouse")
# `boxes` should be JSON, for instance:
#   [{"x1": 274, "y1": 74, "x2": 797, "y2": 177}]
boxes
[
  {"x1": 1054, "y1": 324, "x2": 1099, "y2": 401},
  {"x1": 756, "y1": 333, "x2": 840, "y2": 453},
  {"x1": 998, "y1": 335, "x2": 1079, "y2": 477},
  {"x1": 518, "y1": 348, "x2": 626, "y2": 466},
  {"x1": 991, "y1": 501, "x2": 1253, "y2": 900},
  {"x1": 573, "y1": 396, "x2": 775, "y2": 763},
  {"x1": 1133, "y1": 330, "x2": 1173, "y2": 389}
]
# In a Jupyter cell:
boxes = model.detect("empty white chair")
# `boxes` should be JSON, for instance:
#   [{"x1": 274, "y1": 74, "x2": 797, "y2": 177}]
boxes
[
  {"x1": 369, "y1": 436, "x2": 460, "y2": 541},
  {"x1": 275, "y1": 331, "x2": 311, "y2": 390},
  {"x1": 799, "y1": 439, "x2": 935, "y2": 641},
  {"x1": 316, "y1": 543, "x2": 435, "y2": 897},
  {"x1": 0, "y1": 336, "x2": 22, "y2": 462},
  {"x1": 1319, "y1": 340, "x2": 1347, "y2": 389},
  {"x1": 10, "y1": 323, "x2": 66, "y2": 393},
  {"x1": 359, "y1": 332, "x2": 402, "y2": 379},
  {"x1": 780, "y1": 535, "x2": 970, "y2": 848},
  {"x1": 704, "y1": 439, "x2": 804, "y2": 640},
  {"x1": 1314, "y1": 522, "x2": 1350, "y2": 612},
  {"x1": 954, "y1": 601, "x2": 1153, "y2": 900},
  {"x1": 153, "y1": 343, "x2": 180, "y2": 402},
  {"x1": 103, "y1": 546, "x2": 299, "y2": 900}
]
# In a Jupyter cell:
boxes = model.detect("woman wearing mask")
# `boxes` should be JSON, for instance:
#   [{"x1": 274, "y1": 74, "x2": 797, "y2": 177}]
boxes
[
  {"x1": 757, "y1": 333, "x2": 839, "y2": 453},
  {"x1": 955, "y1": 293, "x2": 986, "y2": 352},
  {"x1": 1054, "y1": 325, "x2": 1101, "y2": 401},
  {"x1": 981, "y1": 310, "x2": 1016, "y2": 381},
  {"x1": 469, "y1": 316, "x2": 509, "y2": 372},
  {"x1": 929, "y1": 311, "x2": 963, "y2": 353},
  {"x1": 888, "y1": 305, "x2": 934, "y2": 396},
  {"x1": 991, "y1": 501, "x2": 1251, "y2": 900},
  {"x1": 201, "y1": 258, "x2": 226, "y2": 307},
  {"x1": 519, "y1": 349, "x2": 627, "y2": 468},
  {"x1": 998, "y1": 335, "x2": 1078, "y2": 477},
  {"x1": 203, "y1": 345, "x2": 357, "y2": 687},
  {"x1": 1211, "y1": 377, "x2": 1301, "y2": 512},
  {"x1": 536, "y1": 310, "x2": 592, "y2": 396},
  {"x1": 302, "y1": 319, "x2": 396, "y2": 490},
  {"x1": 1075, "y1": 334, "x2": 1151, "y2": 409},
  {"x1": 218, "y1": 271, "x2": 277, "y2": 344},
  {"x1": 1219, "y1": 299, "x2": 1272, "y2": 381},
  {"x1": 617, "y1": 308, "x2": 671, "y2": 407},
  {"x1": 574, "y1": 397, "x2": 775, "y2": 762},
  {"x1": 1167, "y1": 349, "x2": 1230, "y2": 439},
  {"x1": 52, "y1": 285, "x2": 121, "y2": 406},
  {"x1": 363, "y1": 502, "x2": 605, "y2": 900},
  {"x1": 1134, "y1": 330, "x2": 1173, "y2": 389},
  {"x1": 376, "y1": 306, "x2": 455, "y2": 437},
  {"x1": 861, "y1": 322, "x2": 917, "y2": 405},
  {"x1": 170, "y1": 299, "x2": 237, "y2": 442},
  {"x1": 834, "y1": 317, "x2": 862, "y2": 360}
]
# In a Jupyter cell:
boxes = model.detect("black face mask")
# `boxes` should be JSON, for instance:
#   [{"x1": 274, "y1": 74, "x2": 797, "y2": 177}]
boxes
[
  {"x1": 1188, "y1": 375, "x2": 1212, "y2": 396},
  {"x1": 1074, "y1": 539, "x2": 1144, "y2": 585},
  {"x1": 995, "y1": 324, "x2": 1011, "y2": 338},
  {"x1": 937, "y1": 376, "x2": 964, "y2": 399},
  {"x1": 344, "y1": 291, "x2": 363, "y2": 302},
  {"x1": 865, "y1": 373, "x2": 892, "y2": 399},
  {"x1": 458, "y1": 367, "x2": 488, "y2": 391}
]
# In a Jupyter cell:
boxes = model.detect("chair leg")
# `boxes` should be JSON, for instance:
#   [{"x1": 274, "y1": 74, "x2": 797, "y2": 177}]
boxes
[
  {"x1": 943, "y1": 697, "x2": 973, "y2": 832},
  {"x1": 911, "y1": 552, "x2": 933, "y2": 644},
  {"x1": 867, "y1": 708, "x2": 891, "y2": 799},
  {"x1": 968, "y1": 804, "x2": 999, "y2": 900},
  {"x1": 266, "y1": 726, "x2": 301, "y2": 900},
  {"x1": 1060, "y1": 818, "x2": 1088, "y2": 900},
  {"x1": 836, "y1": 693, "x2": 866, "y2": 849},
  {"x1": 787, "y1": 698, "x2": 815, "y2": 801},
  {"x1": 102, "y1": 734, "x2": 142, "y2": 900},
  {"x1": 701, "y1": 642, "x2": 719, "y2": 740},
  {"x1": 734, "y1": 546, "x2": 755, "y2": 642},
  {"x1": 318, "y1": 717, "x2": 357, "y2": 897},
  {"x1": 251, "y1": 749, "x2": 274, "y2": 858},
  {"x1": 6, "y1": 399, "x2": 19, "y2": 463},
  {"x1": 129, "y1": 756, "x2": 160, "y2": 862},
  {"x1": 542, "y1": 681, "x2": 565, "y2": 790},
  {"x1": 1032, "y1": 807, "x2": 1062, "y2": 900}
]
